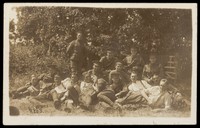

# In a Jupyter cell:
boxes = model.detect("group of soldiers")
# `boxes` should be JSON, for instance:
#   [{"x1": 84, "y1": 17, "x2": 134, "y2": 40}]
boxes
[{"x1": 10, "y1": 32, "x2": 190, "y2": 113}]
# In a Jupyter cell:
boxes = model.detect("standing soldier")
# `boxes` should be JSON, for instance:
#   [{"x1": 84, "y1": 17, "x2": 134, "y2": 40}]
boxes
[{"x1": 66, "y1": 32, "x2": 87, "y2": 77}]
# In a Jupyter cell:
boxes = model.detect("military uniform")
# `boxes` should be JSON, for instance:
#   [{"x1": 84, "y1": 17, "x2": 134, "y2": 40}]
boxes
[
  {"x1": 88, "y1": 69, "x2": 104, "y2": 80},
  {"x1": 33, "y1": 81, "x2": 55, "y2": 101},
  {"x1": 11, "y1": 82, "x2": 40, "y2": 99},
  {"x1": 142, "y1": 63, "x2": 164, "y2": 81},
  {"x1": 123, "y1": 53, "x2": 144, "y2": 79},
  {"x1": 109, "y1": 70, "x2": 130, "y2": 85},
  {"x1": 66, "y1": 39, "x2": 87, "y2": 76},
  {"x1": 99, "y1": 56, "x2": 117, "y2": 71},
  {"x1": 97, "y1": 81, "x2": 124, "y2": 107}
]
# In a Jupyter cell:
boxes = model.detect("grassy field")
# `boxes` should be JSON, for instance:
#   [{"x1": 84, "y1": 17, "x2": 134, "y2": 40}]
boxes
[
  {"x1": 9, "y1": 73, "x2": 191, "y2": 117},
  {"x1": 10, "y1": 98, "x2": 191, "y2": 117}
]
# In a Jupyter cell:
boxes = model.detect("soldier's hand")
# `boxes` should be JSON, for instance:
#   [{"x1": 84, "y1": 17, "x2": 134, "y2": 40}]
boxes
[{"x1": 115, "y1": 92, "x2": 121, "y2": 98}]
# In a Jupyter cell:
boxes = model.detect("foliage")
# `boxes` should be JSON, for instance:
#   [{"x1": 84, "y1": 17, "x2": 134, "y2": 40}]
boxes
[
  {"x1": 9, "y1": 44, "x2": 70, "y2": 79},
  {"x1": 10, "y1": 7, "x2": 192, "y2": 81},
  {"x1": 9, "y1": 19, "x2": 15, "y2": 33}
]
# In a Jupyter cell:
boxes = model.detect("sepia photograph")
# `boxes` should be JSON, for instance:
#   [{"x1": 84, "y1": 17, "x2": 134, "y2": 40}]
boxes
[{"x1": 3, "y1": 3, "x2": 197, "y2": 125}]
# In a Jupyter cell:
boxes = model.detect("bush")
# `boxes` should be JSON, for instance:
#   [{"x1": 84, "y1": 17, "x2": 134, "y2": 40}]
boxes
[{"x1": 9, "y1": 43, "x2": 71, "y2": 82}]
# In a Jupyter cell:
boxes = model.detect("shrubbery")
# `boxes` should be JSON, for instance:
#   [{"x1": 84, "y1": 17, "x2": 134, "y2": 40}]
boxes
[
  {"x1": 9, "y1": 7, "x2": 192, "y2": 90},
  {"x1": 10, "y1": 43, "x2": 71, "y2": 78}
]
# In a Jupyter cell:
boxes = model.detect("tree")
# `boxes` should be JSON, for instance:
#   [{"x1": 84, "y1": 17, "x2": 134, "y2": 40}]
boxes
[
  {"x1": 9, "y1": 19, "x2": 15, "y2": 33},
  {"x1": 12, "y1": 7, "x2": 192, "y2": 80}
]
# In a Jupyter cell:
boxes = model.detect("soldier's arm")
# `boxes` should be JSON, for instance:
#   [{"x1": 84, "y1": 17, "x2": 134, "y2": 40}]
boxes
[
  {"x1": 142, "y1": 65, "x2": 150, "y2": 81},
  {"x1": 115, "y1": 86, "x2": 129, "y2": 98},
  {"x1": 37, "y1": 73, "x2": 45, "y2": 81},
  {"x1": 24, "y1": 82, "x2": 32, "y2": 88},
  {"x1": 80, "y1": 82, "x2": 85, "y2": 92},
  {"x1": 66, "y1": 41, "x2": 74, "y2": 56},
  {"x1": 16, "y1": 83, "x2": 31, "y2": 93},
  {"x1": 140, "y1": 56, "x2": 145, "y2": 66},
  {"x1": 108, "y1": 71, "x2": 113, "y2": 84},
  {"x1": 122, "y1": 57, "x2": 128, "y2": 67},
  {"x1": 121, "y1": 71, "x2": 130, "y2": 84},
  {"x1": 140, "y1": 89, "x2": 152, "y2": 104},
  {"x1": 99, "y1": 56, "x2": 105, "y2": 63},
  {"x1": 140, "y1": 80, "x2": 152, "y2": 89},
  {"x1": 159, "y1": 64, "x2": 164, "y2": 78},
  {"x1": 46, "y1": 83, "x2": 54, "y2": 90},
  {"x1": 168, "y1": 83, "x2": 179, "y2": 93}
]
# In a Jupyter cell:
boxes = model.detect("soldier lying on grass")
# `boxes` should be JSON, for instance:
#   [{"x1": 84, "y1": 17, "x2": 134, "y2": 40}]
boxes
[
  {"x1": 140, "y1": 79, "x2": 190, "y2": 112},
  {"x1": 115, "y1": 72, "x2": 190, "y2": 111},
  {"x1": 115, "y1": 71, "x2": 151, "y2": 107},
  {"x1": 10, "y1": 75, "x2": 40, "y2": 99},
  {"x1": 97, "y1": 71, "x2": 124, "y2": 109}
]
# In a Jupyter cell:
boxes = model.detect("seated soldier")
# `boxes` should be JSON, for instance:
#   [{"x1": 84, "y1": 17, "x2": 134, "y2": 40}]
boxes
[
  {"x1": 50, "y1": 74, "x2": 80, "y2": 109},
  {"x1": 49, "y1": 74, "x2": 66, "y2": 109},
  {"x1": 60, "y1": 74, "x2": 80, "y2": 110},
  {"x1": 147, "y1": 74, "x2": 161, "y2": 86},
  {"x1": 83, "y1": 62, "x2": 104, "y2": 82},
  {"x1": 37, "y1": 64, "x2": 58, "y2": 83},
  {"x1": 99, "y1": 50, "x2": 118, "y2": 73},
  {"x1": 79, "y1": 73, "x2": 96, "y2": 109},
  {"x1": 142, "y1": 54, "x2": 164, "y2": 83},
  {"x1": 123, "y1": 47, "x2": 144, "y2": 79},
  {"x1": 97, "y1": 71, "x2": 125, "y2": 108},
  {"x1": 93, "y1": 78, "x2": 108, "y2": 94},
  {"x1": 115, "y1": 72, "x2": 151, "y2": 106},
  {"x1": 109, "y1": 62, "x2": 130, "y2": 85},
  {"x1": 82, "y1": 78, "x2": 107, "y2": 108},
  {"x1": 11, "y1": 75, "x2": 40, "y2": 99}
]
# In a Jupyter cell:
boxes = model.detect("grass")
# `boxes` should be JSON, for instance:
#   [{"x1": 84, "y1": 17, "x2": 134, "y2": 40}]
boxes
[
  {"x1": 9, "y1": 73, "x2": 191, "y2": 117},
  {"x1": 10, "y1": 98, "x2": 190, "y2": 117}
]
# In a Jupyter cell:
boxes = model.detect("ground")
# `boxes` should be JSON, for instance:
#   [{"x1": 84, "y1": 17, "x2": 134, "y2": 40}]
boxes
[
  {"x1": 9, "y1": 97, "x2": 190, "y2": 117},
  {"x1": 9, "y1": 74, "x2": 191, "y2": 117}
]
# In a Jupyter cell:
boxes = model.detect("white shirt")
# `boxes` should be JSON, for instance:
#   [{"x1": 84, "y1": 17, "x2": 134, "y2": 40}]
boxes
[
  {"x1": 62, "y1": 78, "x2": 73, "y2": 89},
  {"x1": 80, "y1": 81, "x2": 95, "y2": 95},
  {"x1": 54, "y1": 78, "x2": 73, "y2": 94},
  {"x1": 128, "y1": 80, "x2": 151, "y2": 92},
  {"x1": 128, "y1": 81, "x2": 143, "y2": 92},
  {"x1": 145, "y1": 86, "x2": 162, "y2": 104},
  {"x1": 54, "y1": 84, "x2": 67, "y2": 94}
]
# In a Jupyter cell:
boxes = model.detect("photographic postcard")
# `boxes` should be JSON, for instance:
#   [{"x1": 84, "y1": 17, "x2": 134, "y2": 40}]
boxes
[{"x1": 3, "y1": 3, "x2": 197, "y2": 125}]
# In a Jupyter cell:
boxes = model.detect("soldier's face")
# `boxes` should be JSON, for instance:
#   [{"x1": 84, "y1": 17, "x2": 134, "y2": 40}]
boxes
[
  {"x1": 31, "y1": 78, "x2": 38, "y2": 86},
  {"x1": 85, "y1": 75, "x2": 92, "y2": 83},
  {"x1": 71, "y1": 75, "x2": 77, "y2": 82},
  {"x1": 160, "y1": 79, "x2": 167, "y2": 86},
  {"x1": 131, "y1": 48, "x2": 137, "y2": 56},
  {"x1": 49, "y1": 67, "x2": 56, "y2": 75},
  {"x1": 150, "y1": 56, "x2": 157, "y2": 64},
  {"x1": 112, "y1": 76, "x2": 120, "y2": 83},
  {"x1": 93, "y1": 64, "x2": 100, "y2": 71},
  {"x1": 130, "y1": 73, "x2": 137, "y2": 82},
  {"x1": 77, "y1": 33, "x2": 83, "y2": 40},
  {"x1": 54, "y1": 77, "x2": 61, "y2": 85},
  {"x1": 116, "y1": 64, "x2": 123, "y2": 71},
  {"x1": 107, "y1": 52, "x2": 113, "y2": 59},
  {"x1": 152, "y1": 75, "x2": 160, "y2": 85}
]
